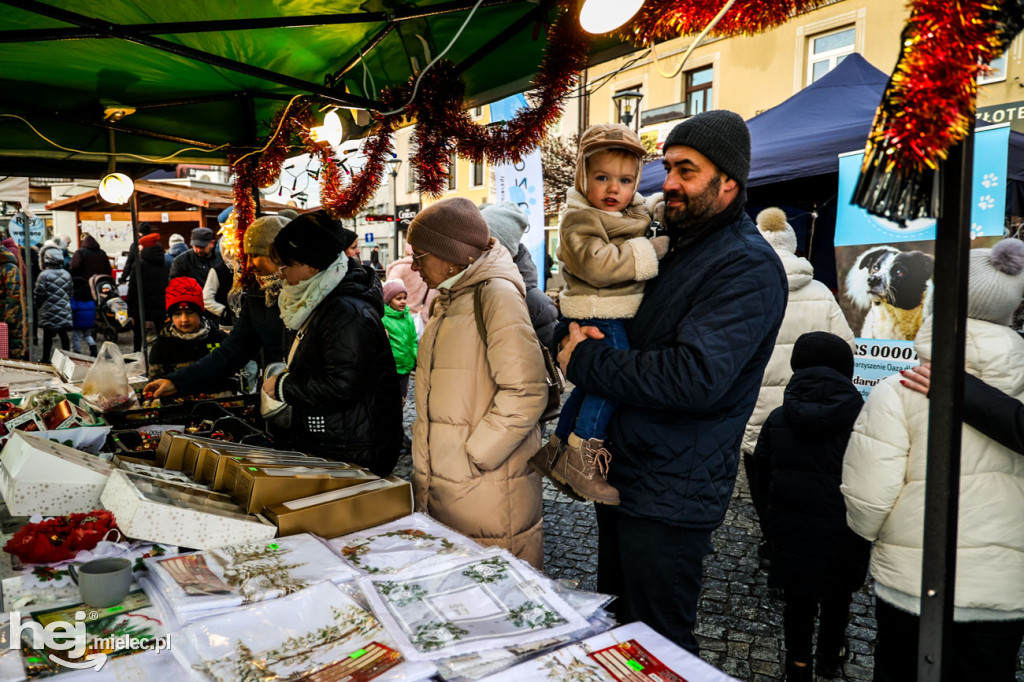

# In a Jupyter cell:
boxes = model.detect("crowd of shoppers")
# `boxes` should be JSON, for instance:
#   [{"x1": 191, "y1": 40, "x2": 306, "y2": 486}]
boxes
[{"x1": 82, "y1": 107, "x2": 1024, "y2": 682}]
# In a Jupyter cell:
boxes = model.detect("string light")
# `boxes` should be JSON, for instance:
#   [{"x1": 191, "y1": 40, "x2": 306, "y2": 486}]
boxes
[
  {"x1": 97, "y1": 173, "x2": 134, "y2": 204},
  {"x1": 580, "y1": 0, "x2": 645, "y2": 34},
  {"x1": 309, "y1": 110, "x2": 345, "y2": 147}
]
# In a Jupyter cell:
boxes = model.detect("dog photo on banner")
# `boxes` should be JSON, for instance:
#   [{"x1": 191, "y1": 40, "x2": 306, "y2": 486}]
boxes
[{"x1": 834, "y1": 124, "x2": 1011, "y2": 397}]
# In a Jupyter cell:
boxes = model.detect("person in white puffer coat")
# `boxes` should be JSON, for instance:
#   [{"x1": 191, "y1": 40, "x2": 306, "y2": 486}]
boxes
[
  {"x1": 742, "y1": 208, "x2": 855, "y2": 565},
  {"x1": 842, "y1": 238, "x2": 1024, "y2": 682}
]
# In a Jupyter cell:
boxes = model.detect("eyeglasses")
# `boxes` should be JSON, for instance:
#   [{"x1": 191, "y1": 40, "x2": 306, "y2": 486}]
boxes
[{"x1": 411, "y1": 251, "x2": 430, "y2": 264}]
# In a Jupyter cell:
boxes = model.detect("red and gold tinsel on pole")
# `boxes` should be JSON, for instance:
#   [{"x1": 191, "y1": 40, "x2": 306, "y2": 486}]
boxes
[
  {"x1": 854, "y1": 0, "x2": 1024, "y2": 221},
  {"x1": 625, "y1": 0, "x2": 829, "y2": 43}
]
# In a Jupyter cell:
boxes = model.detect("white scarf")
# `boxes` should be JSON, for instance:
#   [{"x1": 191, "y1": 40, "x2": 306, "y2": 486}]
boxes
[{"x1": 277, "y1": 254, "x2": 348, "y2": 330}]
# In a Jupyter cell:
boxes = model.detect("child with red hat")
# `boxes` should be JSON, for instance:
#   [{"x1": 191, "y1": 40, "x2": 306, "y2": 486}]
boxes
[{"x1": 147, "y1": 277, "x2": 230, "y2": 386}]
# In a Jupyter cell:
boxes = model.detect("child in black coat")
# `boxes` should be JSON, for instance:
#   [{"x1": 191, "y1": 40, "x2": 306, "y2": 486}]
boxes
[
  {"x1": 751, "y1": 332, "x2": 870, "y2": 682},
  {"x1": 148, "y1": 277, "x2": 229, "y2": 387}
]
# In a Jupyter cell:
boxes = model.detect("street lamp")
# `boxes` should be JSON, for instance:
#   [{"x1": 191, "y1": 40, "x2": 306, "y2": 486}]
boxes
[
  {"x1": 613, "y1": 90, "x2": 644, "y2": 132},
  {"x1": 386, "y1": 157, "x2": 403, "y2": 262}
]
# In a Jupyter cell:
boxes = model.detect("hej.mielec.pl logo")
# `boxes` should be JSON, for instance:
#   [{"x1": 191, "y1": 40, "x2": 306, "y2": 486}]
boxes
[{"x1": 8, "y1": 609, "x2": 171, "y2": 671}]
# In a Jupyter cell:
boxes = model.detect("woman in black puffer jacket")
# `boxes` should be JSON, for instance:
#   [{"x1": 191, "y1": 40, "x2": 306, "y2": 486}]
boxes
[
  {"x1": 264, "y1": 210, "x2": 402, "y2": 476},
  {"x1": 127, "y1": 233, "x2": 169, "y2": 352}
]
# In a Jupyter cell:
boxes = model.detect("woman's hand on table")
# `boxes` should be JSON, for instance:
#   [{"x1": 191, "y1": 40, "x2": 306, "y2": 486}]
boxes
[{"x1": 144, "y1": 379, "x2": 177, "y2": 398}]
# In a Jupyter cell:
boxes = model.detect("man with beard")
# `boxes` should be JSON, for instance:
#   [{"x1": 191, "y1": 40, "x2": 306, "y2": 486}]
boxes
[
  {"x1": 556, "y1": 110, "x2": 788, "y2": 654},
  {"x1": 169, "y1": 227, "x2": 221, "y2": 287}
]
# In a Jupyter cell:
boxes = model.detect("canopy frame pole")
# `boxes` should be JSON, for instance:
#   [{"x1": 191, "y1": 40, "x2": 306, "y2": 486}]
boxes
[
  {"x1": 917, "y1": 129, "x2": 973, "y2": 682},
  {"x1": 21, "y1": 213, "x2": 33, "y2": 362},
  {"x1": 0, "y1": 0, "x2": 523, "y2": 43},
  {"x1": 0, "y1": 97, "x2": 224, "y2": 150},
  {"x1": 0, "y1": 0, "x2": 377, "y2": 109},
  {"x1": 455, "y1": 0, "x2": 555, "y2": 75},
  {"x1": 128, "y1": 193, "x2": 149, "y2": 373}
]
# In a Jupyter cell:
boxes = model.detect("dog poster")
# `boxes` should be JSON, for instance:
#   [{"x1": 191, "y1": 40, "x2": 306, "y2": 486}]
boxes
[{"x1": 835, "y1": 124, "x2": 1010, "y2": 396}]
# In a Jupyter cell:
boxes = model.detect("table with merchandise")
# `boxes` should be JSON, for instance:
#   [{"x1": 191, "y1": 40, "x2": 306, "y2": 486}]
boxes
[{"x1": 0, "y1": 392, "x2": 739, "y2": 681}]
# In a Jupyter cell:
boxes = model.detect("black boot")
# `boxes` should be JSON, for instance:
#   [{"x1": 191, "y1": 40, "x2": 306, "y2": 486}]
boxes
[
  {"x1": 815, "y1": 639, "x2": 848, "y2": 679},
  {"x1": 89, "y1": 344, "x2": 98, "y2": 357}
]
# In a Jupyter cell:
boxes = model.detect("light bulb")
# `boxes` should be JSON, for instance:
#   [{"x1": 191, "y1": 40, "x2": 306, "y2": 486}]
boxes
[
  {"x1": 98, "y1": 173, "x2": 134, "y2": 204},
  {"x1": 311, "y1": 111, "x2": 344, "y2": 147},
  {"x1": 579, "y1": 0, "x2": 644, "y2": 34}
]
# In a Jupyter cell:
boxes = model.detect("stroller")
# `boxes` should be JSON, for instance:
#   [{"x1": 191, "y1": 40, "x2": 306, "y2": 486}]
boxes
[{"x1": 89, "y1": 274, "x2": 133, "y2": 343}]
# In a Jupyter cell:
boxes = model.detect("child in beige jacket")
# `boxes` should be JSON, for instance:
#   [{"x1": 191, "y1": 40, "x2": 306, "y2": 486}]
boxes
[{"x1": 533, "y1": 123, "x2": 668, "y2": 505}]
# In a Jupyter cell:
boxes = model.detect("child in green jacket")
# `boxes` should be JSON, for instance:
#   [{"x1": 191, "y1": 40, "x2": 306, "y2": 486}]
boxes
[{"x1": 382, "y1": 280, "x2": 417, "y2": 403}]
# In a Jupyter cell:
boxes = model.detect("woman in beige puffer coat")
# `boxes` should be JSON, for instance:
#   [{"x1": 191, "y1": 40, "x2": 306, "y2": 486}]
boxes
[{"x1": 408, "y1": 198, "x2": 549, "y2": 568}]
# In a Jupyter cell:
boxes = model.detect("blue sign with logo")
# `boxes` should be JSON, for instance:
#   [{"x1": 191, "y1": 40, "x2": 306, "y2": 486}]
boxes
[{"x1": 836, "y1": 125, "x2": 1010, "y2": 246}]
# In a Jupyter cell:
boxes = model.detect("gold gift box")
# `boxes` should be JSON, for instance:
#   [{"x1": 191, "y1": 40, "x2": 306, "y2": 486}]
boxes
[
  {"x1": 218, "y1": 455, "x2": 353, "y2": 492},
  {"x1": 263, "y1": 476, "x2": 413, "y2": 539},
  {"x1": 233, "y1": 465, "x2": 379, "y2": 514}
]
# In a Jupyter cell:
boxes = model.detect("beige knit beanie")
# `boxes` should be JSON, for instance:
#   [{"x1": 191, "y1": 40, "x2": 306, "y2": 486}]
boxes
[
  {"x1": 243, "y1": 215, "x2": 289, "y2": 258},
  {"x1": 407, "y1": 197, "x2": 492, "y2": 265},
  {"x1": 756, "y1": 207, "x2": 798, "y2": 254},
  {"x1": 968, "y1": 238, "x2": 1024, "y2": 325}
]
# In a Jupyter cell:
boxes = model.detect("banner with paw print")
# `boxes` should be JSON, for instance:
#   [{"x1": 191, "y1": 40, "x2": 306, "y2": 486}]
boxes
[{"x1": 834, "y1": 123, "x2": 1010, "y2": 396}]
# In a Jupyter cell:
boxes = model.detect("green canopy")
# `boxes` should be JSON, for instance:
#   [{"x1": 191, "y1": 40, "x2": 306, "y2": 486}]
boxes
[{"x1": 0, "y1": 0, "x2": 615, "y2": 177}]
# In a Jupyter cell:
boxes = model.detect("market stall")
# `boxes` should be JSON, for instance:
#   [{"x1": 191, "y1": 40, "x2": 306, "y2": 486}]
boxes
[{"x1": 0, "y1": 423, "x2": 740, "y2": 682}]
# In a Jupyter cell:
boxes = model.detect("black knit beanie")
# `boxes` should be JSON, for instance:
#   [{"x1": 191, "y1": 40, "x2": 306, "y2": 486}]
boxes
[
  {"x1": 790, "y1": 332, "x2": 855, "y2": 379},
  {"x1": 663, "y1": 110, "x2": 751, "y2": 187},
  {"x1": 272, "y1": 210, "x2": 344, "y2": 270},
  {"x1": 339, "y1": 227, "x2": 359, "y2": 251}
]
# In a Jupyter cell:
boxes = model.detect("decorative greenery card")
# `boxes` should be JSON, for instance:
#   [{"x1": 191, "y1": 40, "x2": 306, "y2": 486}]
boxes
[
  {"x1": 360, "y1": 551, "x2": 588, "y2": 662},
  {"x1": 478, "y1": 622, "x2": 740, "y2": 682},
  {"x1": 328, "y1": 513, "x2": 484, "y2": 575},
  {"x1": 145, "y1": 534, "x2": 359, "y2": 619},
  {"x1": 173, "y1": 581, "x2": 436, "y2": 682}
]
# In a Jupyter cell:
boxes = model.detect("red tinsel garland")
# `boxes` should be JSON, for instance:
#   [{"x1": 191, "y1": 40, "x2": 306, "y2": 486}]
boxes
[
  {"x1": 625, "y1": 0, "x2": 830, "y2": 44},
  {"x1": 229, "y1": 0, "x2": 589, "y2": 243},
  {"x1": 854, "y1": 0, "x2": 1024, "y2": 220},
  {"x1": 4, "y1": 510, "x2": 117, "y2": 564}
]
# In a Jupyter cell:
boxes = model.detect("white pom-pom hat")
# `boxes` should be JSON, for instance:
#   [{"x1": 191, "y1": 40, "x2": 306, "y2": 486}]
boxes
[
  {"x1": 968, "y1": 238, "x2": 1024, "y2": 325},
  {"x1": 756, "y1": 207, "x2": 797, "y2": 254}
]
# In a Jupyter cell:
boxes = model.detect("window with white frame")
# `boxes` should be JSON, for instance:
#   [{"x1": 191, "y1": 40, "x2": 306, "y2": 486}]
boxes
[
  {"x1": 685, "y1": 66, "x2": 713, "y2": 116},
  {"x1": 471, "y1": 160, "x2": 485, "y2": 187},
  {"x1": 807, "y1": 26, "x2": 855, "y2": 84},
  {"x1": 979, "y1": 54, "x2": 1008, "y2": 84}
]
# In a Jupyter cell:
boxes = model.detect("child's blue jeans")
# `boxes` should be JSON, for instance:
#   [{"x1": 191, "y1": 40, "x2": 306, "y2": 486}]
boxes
[{"x1": 554, "y1": 318, "x2": 629, "y2": 442}]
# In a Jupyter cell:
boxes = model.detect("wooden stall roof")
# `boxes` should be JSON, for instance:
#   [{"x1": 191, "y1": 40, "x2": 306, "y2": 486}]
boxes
[{"x1": 46, "y1": 180, "x2": 292, "y2": 213}]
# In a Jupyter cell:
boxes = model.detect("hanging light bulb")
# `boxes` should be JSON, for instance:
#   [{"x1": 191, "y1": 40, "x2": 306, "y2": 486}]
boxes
[
  {"x1": 310, "y1": 110, "x2": 345, "y2": 147},
  {"x1": 98, "y1": 173, "x2": 134, "y2": 204},
  {"x1": 579, "y1": 0, "x2": 644, "y2": 34}
]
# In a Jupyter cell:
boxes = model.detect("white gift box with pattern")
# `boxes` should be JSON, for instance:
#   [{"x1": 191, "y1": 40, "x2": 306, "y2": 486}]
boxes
[
  {"x1": 0, "y1": 431, "x2": 113, "y2": 515},
  {"x1": 101, "y1": 469, "x2": 276, "y2": 549}
]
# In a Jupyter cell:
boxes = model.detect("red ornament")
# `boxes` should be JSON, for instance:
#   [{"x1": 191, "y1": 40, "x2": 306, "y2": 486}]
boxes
[{"x1": 4, "y1": 510, "x2": 118, "y2": 564}]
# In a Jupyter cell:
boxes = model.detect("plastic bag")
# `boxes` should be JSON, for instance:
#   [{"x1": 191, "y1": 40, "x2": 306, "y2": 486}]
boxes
[
  {"x1": 81, "y1": 341, "x2": 139, "y2": 412},
  {"x1": 20, "y1": 388, "x2": 65, "y2": 414}
]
